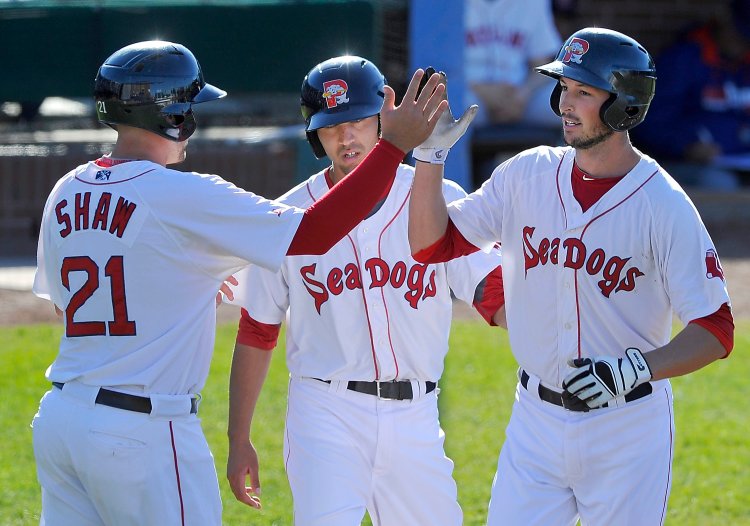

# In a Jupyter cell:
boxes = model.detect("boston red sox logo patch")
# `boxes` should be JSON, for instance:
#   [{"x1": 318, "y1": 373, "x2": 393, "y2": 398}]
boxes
[
  {"x1": 561, "y1": 37, "x2": 590, "y2": 64},
  {"x1": 705, "y1": 249, "x2": 725, "y2": 280},
  {"x1": 323, "y1": 79, "x2": 350, "y2": 109}
]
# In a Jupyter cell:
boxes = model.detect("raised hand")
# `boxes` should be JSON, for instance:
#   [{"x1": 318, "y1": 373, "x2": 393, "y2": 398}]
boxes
[
  {"x1": 413, "y1": 70, "x2": 478, "y2": 164},
  {"x1": 379, "y1": 69, "x2": 448, "y2": 153}
]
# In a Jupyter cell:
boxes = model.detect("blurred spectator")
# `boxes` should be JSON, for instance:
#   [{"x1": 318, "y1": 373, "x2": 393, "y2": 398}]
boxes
[
  {"x1": 464, "y1": 0, "x2": 562, "y2": 127},
  {"x1": 633, "y1": 0, "x2": 750, "y2": 190},
  {"x1": 0, "y1": 100, "x2": 43, "y2": 123},
  {"x1": 551, "y1": 0, "x2": 579, "y2": 38}
]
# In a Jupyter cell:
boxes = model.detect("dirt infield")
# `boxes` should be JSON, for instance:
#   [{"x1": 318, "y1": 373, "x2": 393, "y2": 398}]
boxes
[{"x1": 1, "y1": 259, "x2": 747, "y2": 326}]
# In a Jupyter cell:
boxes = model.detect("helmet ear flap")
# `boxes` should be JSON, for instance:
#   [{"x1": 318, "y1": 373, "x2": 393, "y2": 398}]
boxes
[
  {"x1": 549, "y1": 83, "x2": 563, "y2": 116},
  {"x1": 599, "y1": 93, "x2": 618, "y2": 130},
  {"x1": 306, "y1": 130, "x2": 327, "y2": 159},
  {"x1": 600, "y1": 93, "x2": 645, "y2": 131}
]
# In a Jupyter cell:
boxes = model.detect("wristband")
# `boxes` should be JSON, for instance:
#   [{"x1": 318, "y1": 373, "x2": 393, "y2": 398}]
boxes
[{"x1": 413, "y1": 147, "x2": 450, "y2": 164}]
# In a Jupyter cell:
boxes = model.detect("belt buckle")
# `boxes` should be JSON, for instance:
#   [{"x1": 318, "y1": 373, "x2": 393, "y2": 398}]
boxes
[{"x1": 376, "y1": 380, "x2": 397, "y2": 401}]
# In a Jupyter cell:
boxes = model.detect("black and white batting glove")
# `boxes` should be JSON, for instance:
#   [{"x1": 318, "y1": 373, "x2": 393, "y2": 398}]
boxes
[
  {"x1": 412, "y1": 68, "x2": 478, "y2": 165},
  {"x1": 562, "y1": 348, "x2": 652, "y2": 409}
]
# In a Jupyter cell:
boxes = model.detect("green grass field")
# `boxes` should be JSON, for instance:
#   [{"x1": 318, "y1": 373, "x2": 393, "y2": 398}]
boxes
[{"x1": 1, "y1": 321, "x2": 748, "y2": 525}]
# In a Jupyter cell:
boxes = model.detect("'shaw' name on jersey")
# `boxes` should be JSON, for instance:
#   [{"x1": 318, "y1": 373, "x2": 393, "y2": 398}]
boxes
[
  {"x1": 522, "y1": 226, "x2": 644, "y2": 297},
  {"x1": 300, "y1": 259, "x2": 438, "y2": 314},
  {"x1": 55, "y1": 192, "x2": 137, "y2": 239}
]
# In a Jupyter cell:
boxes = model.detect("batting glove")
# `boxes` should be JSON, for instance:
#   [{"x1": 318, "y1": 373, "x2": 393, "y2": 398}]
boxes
[
  {"x1": 412, "y1": 68, "x2": 478, "y2": 165},
  {"x1": 562, "y1": 348, "x2": 652, "y2": 409}
]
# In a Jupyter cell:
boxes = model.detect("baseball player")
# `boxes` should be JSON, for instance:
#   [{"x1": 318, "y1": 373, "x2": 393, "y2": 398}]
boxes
[
  {"x1": 30, "y1": 41, "x2": 448, "y2": 526},
  {"x1": 225, "y1": 56, "x2": 503, "y2": 525},
  {"x1": 408, "y1": 28, "x2": 735, "y2": 525}
]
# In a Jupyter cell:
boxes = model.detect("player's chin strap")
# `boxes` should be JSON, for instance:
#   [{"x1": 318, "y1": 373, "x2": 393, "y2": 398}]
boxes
[{"x1": 412, "y1": 70, "x2": 478, "y2": 165}]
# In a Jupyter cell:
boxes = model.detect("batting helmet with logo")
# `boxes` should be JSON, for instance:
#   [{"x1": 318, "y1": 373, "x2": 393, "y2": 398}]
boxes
[
  {"x1": 300, "y1": 56, "x2": 386, "y2": 158},
  {"x1": 536, "y1": 27, "x2": 656, "y2": 131},
  {"x1": 94, "y1": 41, "x2": 226, "y2": 142}
]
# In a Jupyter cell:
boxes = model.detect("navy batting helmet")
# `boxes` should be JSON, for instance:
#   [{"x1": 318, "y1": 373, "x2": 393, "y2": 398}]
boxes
[
  {"x1": 536, "y1": 28, "x2": 656, "y2": 131},
  {"x1": 94, "y1": 41, "x2": 226, "y2": 142},
  {"x1": 300, "y1": 56, "x2": 385, "y2": 158}
]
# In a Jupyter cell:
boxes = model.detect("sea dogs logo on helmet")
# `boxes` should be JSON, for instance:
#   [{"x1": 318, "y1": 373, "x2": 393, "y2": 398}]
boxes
[
  {"x1": 562, "y1": 37, "x2": 590, "y2": 64},
  {"x1": 323, "y1": 79, "x2": 350, "y2": 109}
]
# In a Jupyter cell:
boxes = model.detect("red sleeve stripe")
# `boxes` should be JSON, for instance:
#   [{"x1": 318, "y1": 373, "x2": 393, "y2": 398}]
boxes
[
  {"x1": 288, "y1": 139, "x2": 403, "y2": 255},
  {"x1": 236, "y1": 308, "x2": 281, "y2": 351},
  {"x1": 413, "y1": 219, "x2": 480, "y2": 263},
  {"x1": 689, "y1": 302, "x2": 734, "y2": 357}
]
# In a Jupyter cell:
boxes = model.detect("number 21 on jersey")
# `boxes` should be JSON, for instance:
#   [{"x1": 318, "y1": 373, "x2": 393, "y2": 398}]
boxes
[{"x1": 61, "y1": 255, "x2": 136, "y2": 337}]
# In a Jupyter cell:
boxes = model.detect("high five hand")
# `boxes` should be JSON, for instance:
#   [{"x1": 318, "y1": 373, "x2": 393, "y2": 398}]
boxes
[
  {"x1": 413, "y1": 69, "x2": 478, "y2": 164},
  {"x1": 379, "y1": 69, "x2": 448, "y2": 153}
]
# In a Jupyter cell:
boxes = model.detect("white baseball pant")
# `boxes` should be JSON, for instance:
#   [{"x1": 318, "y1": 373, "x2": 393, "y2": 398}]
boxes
[
  {"x1": 284, "y1": 376, "x2": 462, "y2": 526},
  {"x1": 32, "y1": 381, "x2": 221, "y2": 526},
  {"x1": 487, "y1": 372, "x2": 674, "y2": 525}
]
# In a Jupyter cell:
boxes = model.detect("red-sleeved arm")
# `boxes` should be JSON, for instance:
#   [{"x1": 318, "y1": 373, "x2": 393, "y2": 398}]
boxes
[
  {"x1": 413, "y1": 219, "x2": 480, "y2": 263},
  {"x1": 689, "y1": 302, "x2": 734, "y2": 357},
  {"x1": 236, "y1": 308, "x2": 282, "y2": 351},
  {"x1": 287, "y1": 139, "x2": 403, "y2": 255},
  {"x1": 473, "y1": 264, "x2": 504, "y2": 326}
]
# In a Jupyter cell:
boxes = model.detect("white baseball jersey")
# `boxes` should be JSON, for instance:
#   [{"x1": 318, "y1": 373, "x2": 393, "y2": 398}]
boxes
[
  {"x1": 464, "y1": 0, "x2": 561, "y2": 86},
  {"x1": 33, "y1": 159, "x2": 304, "y2": 395},
  {"x1": 449, "y1": 146, "x2": 731, "y2": 387},
  {"x1": 233, "y1": 164, "x2": 502, "y2": 381}
]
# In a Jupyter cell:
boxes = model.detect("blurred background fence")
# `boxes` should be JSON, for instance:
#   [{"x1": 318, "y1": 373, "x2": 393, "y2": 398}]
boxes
[{"x1": 1, "y1": 0, "x2": 748, "y2": 258}]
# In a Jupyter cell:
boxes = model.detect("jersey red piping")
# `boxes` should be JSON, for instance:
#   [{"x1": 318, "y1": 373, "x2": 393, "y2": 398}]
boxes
[
  {"x1": 306, "y1": 178, "x2": 380, "y2": 379},
  {"x1": 74, "y1": 168, "x2": 156, "y2": 185},
  {"x1": 555, "y1": 152, "x2": 569, "y2": 229},
  {"x1": 573, "y1": 169, "x2": 659, "y2": 357},
  {"x1": 284, "y1": 380, "x2": 293, "y2": 477},
  {"x1": 168, "y1": 421, "x2": 186, "y2": 526},
  {"x1": 660, "y1": 389, "x2": 674, "y2": 526},
  {"x1": 375, "y1": 187, "x2": 412, "y2": 379},
  {"x1": 345, "y1": 231, "x2": 380, "y2": 379}
]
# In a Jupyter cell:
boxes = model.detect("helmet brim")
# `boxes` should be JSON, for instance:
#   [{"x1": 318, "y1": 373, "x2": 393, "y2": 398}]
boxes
[
  {"x1": 536, "y1": 61, "x2": 613, "y2": 93},
  {"x1": 193, "y1": 83, "x2": 227, "y2": 104},
  {"x1": 306, "y1": 104, "x2": 381, "y2": 131}
]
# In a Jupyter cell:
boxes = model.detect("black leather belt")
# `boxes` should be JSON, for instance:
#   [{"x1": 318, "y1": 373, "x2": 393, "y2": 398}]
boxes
[
  {"x1": 314, "y1": 378, "x2": 436, "y2": 400},
  {"x1": 52, "y1": 382, "x2": 198, "y2": 414},
  {"x1": 519, "y1": 370, "x2": 652, "y2": 412}
]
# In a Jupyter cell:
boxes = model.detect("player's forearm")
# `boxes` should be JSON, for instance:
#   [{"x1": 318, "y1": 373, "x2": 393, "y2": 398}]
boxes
[
  {"x1": 227, "y1": 343, "x2": 273, "y2": 444},
  {"x1": 288, "y1": 139, "x2": 403, "y2": 255},
  {"x1": 409, "y1": 162, "x2": 450, "y2": 253},
  {"x1": 492, "y1": 306, "x2": 507, "y2": 329},
  {"x1": 643, "y1": 324, "x2": 727, "y2": 381}
]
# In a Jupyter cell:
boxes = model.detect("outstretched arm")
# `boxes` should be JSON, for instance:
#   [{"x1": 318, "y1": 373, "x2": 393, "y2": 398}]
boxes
[
  {"x1": 410, "y1": 163, "x2": 452, "y2": 253},
  {"x1": 409, "y1": 71, "x2": 477, "y2": 254}
]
